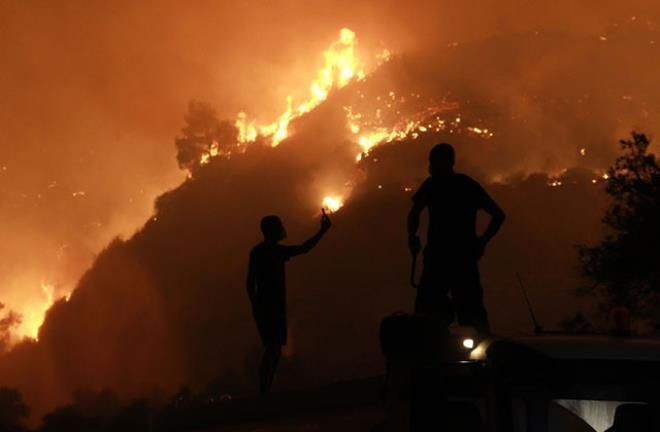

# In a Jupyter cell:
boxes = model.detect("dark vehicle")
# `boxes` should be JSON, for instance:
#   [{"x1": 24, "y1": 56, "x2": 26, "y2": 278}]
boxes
[{"x1": 381, "y1": 322, "x2": 660, "y2": 431}]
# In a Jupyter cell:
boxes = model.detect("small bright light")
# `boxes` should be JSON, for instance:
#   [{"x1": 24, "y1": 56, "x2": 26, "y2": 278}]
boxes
[{"x1": 462, "y1": 338, "x2": 475, "y2": 350}]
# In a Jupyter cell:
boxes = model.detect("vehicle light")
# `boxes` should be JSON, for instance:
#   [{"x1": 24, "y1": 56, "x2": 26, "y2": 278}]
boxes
[{"x1": 462, "y1": 338, "x2": 475, "y2": 350}]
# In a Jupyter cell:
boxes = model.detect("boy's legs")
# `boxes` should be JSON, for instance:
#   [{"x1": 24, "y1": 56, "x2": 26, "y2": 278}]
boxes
[
  {"x1": 255, "y1": 312, "x2": 287, "y2": 394},
  {"x1": 260, "y1": 343, "x2": 282, "y2": 394}
]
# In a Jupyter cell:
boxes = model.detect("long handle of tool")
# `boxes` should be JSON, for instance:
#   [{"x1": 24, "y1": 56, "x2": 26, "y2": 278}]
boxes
[{"x1": 410, "y1": 253, "x2": 421, "y2": 288}]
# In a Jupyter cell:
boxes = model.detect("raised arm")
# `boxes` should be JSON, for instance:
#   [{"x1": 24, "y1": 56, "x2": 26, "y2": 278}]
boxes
[{"x1": 286, "y1": 209, "x2": 332, "y2": 257}]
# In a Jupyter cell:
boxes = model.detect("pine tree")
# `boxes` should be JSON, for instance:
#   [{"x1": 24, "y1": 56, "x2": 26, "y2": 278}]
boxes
[{"x1": 579, "y1": 132, "x2": 660, "y2": 319}]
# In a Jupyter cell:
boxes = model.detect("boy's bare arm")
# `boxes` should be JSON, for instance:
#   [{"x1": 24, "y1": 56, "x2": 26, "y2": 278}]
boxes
[{"x1": 287, "y1": 209, "x2": 332, "y2": 257}]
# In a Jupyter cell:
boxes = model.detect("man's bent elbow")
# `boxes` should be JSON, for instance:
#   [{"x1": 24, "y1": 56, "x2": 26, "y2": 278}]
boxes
[{"x1": 497, "y1": 209, "x2": 506, "y2": 223}]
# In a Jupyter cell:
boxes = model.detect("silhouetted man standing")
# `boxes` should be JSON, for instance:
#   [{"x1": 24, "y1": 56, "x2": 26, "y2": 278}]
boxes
[
  {"x1": 408, "y1": 143, "x2": 505, "y2": 335},
  {"x1": 247, "y1": 210, "x2": 331, "y2": 394}
]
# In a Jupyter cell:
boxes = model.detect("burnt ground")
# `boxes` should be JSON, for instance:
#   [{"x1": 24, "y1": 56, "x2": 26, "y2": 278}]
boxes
[
  {"x1": 170, "y1": 377, "x2": 386, "y2": 432},
  {"x1": 208, "y1": 405, "x2": 383, "y2": 432}
]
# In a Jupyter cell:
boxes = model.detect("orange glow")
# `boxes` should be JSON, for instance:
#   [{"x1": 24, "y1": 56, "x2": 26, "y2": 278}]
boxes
[
  {"x1": 17, "y1": 282, "x2": 54, "y2": 341},
  {"x1": 11, "y1": 281, "x2": 72, "y2": 343},
  {"x1": 322, "y1": 196, "x2": 344, "y2": 213}
]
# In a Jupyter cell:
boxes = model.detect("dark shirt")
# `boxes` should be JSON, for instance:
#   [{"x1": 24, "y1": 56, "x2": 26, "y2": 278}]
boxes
[
  {"x1": 413, "y1": 173, "x2": 495, "y2": 259},
  {"x1": 248, "y1": 242, "x2": 300, "y2": 318}
]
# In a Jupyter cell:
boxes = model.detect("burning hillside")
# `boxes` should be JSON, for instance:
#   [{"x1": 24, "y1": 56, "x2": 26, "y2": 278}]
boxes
[
  {"x1": 174, "y1": 25, "x2": 657, "y2": 220},
  {"x1": 0, "y1": 19, "x2": 658, "y2": 423},
  {"x1": 2, "y1": 10, "x2": 658, "y2": 350},
  {"x1": 175, "y1": 28, "x2": 505, "y2": 217}
]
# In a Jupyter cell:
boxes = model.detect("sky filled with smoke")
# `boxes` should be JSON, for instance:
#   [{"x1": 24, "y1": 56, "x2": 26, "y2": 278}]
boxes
[{"x1": 1, "y1": 0, "x2": 659, "y2": 422}]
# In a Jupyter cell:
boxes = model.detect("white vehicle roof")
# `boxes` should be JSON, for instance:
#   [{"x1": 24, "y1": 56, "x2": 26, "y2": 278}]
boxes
[{"x1": 470, "y1": 334, "x2": 660, "y2": 362}]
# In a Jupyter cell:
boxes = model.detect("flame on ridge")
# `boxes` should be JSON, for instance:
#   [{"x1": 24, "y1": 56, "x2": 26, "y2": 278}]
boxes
[
  {"x1": 13, "y1": 281, "x2": 72, "y2": 342},
  {"x1": 203, "y1": 29, "x2": 495, "y2": 212},
  {"x1": 18, "y1": 282, "x2": 55, "y2": 341},
  {"x1": 236, "y1": 28, "x2": 365, "y2": 147},
  {"x1": 346, "y1": 99, "x2": 488, "y2": 160}
]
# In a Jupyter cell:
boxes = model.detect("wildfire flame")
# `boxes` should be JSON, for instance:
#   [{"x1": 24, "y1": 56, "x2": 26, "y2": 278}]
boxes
[
  {"x1": 236, "y1": 28, "x2": 365, "y2": 148},
  {"x1": 12, "y1": 281, "x2": 72, "y2": 342},
  {"x1": 345, "y1": 99, "x2": 492, "y2": 162},
  {"x1": 18, "y1": 282, "x2": 55, "y2": 341},
  {"x1": 198, "y1": 28, "x2": 495, "y2": 215},
  {"x1": 322, "y1": 196, "x2": 344, "y2": 213},
  {"x1": 203, "y1": 27, "x2": 494, "y2": 172}
]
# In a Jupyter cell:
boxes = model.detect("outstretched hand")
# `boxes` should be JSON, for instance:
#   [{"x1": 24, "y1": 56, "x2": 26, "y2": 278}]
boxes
[{"x1": 321, "y1": 208, "x2": 332, "y2": 232}]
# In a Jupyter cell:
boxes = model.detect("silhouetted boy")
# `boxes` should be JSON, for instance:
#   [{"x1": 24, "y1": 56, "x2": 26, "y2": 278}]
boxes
[
  {"x1": 247, "y1": 210, "x2": 332, "y2": 393},
  {"x1": 408, "y1": 143, "x2": 505, "y2": 335}
]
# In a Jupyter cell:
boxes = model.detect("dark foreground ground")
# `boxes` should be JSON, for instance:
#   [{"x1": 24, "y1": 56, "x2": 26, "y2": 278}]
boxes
[
  {"x1": 206, "y1": 404, "x2": 383, "y2": 432},
  {"x1": 180, "y1": 377, "x2": 385, "y2": 432}
]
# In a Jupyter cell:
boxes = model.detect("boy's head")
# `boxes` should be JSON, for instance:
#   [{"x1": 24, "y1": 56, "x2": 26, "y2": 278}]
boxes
[
  {"x1": 260, "y1": 215, "x2": 287, "y2": 242},
  {"x1": 429, "y1": 143, "x2": 455, "y2": 176}
]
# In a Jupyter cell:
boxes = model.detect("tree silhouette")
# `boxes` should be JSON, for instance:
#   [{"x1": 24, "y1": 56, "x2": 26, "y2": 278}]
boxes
[
  {"x1": 40, "y1": 388, "x2": 124, "y2": 432},
  {"x1": 0, "y1": 303, "x2": 21, "y2": 353},
  {"x1": 174, "y1": 101, "x2": 238, "y2": 174},
  {"x1": 578, "y1": 132, "x2": 660, "y2": 319}
]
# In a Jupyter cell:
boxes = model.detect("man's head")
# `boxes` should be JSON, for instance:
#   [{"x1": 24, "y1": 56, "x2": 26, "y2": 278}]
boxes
[
  {"x1": 260, "y1": 215, "x2": 287, "y2": 242},
  {"x1": 429, "y1": 143, "x2": 455, "y2": 176}
]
